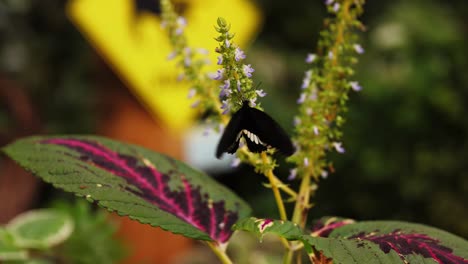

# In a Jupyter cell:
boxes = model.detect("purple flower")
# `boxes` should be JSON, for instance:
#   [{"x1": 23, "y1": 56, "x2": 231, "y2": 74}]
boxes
[
  {"x1": 350, "y1": 81, "x2": 362, "y2": 92},
  {"x1": 328, "y1": 51, "x2": 334, "y2": 60},
  {"x1": 235, "y1": 47, "x2": 246, "y2": 61},
  {"x1": 297, "y1": 93, "x2": 306, "y2": 104},
  {"x1": 197, "y1": 48, "x2": 209, "y2": 55},
  {"x1": 325, "y1": 0, "x2": 334, "y2": 5},
  {"x1": 353, "y1": 44, "x2": 364, "y2": 54},
  {"x1": 167, "y1": 51, "x2": 177, "y2": 60},
  {"x1": 321, "y1": 170, "x2": 328, "y2": 179},
  {"x1": 184, "y1": 56, "x2": 191, "y2": 67},
  {"x1": 301, "y1": 72, "x2": 311, "y2": 89},
  {"x1": 222, "y1": 79, "x2": 231, "y2": 90},
  {"x1": 304, "y1": 157, "x2": 309, "y2": 166},
  {"x1": 221, "y1": 100, "x2": 230, "y2": 115},
  {"x1": 225, "y1": 39, "x2": 231, "y2": 48},
  {"x1": 305, "y1": 53, "x2": 316, "y2": 64},
  {"x1": 217, "y1": 55, "x2": 223, "y2": 65},
  {"x1": 306, "y1": 108, "x2": 313, "y2": 115},
  {"x1": 332, "y1": 142, "x2": 345, "y2": 153},
  {"x1": 313, "y1": 126, "x2": 319, "y2": 135},
  {"x1": 219, "y1": 86, "x2": 231, "y2": 98},
  {"x1": 256, "y1": 89, "x2": 267, "y2": 97},
  {"x1": 231, "y1": 158, "x2": 241, "y2": 167},
  {"x1": 333, "y1": 3, "x2": 340, "y2": 12},
  {"x1": 210, "y1": 68, "x2": 225, "y2": 80},
  {"x1": 177, "y1": 73, "x2": 185, "y2": 81},
  {"x1": 309, "y1": 89, "x2": 318, "y2": 101},
  {"x1": 237, "y1": 80, "x2": 242, "y2": 92},
  {"x1": 249, "y1": 98, "x2": 257, "y2": 107},
  {"x1": 191, "y1": 100, "x2": 200, "y2": 108},
  {"x1": 243, "y1": 64, "x2": 255, "y2": 78},
  {"x1": 187, "y1": 88, "x2": 196, "y2": 99},
  {"x1": 294, "y1": 117, "x2": 301, "y2": 126},
  {"x1": 288, "y1": 168, "x2": 297, "y2": 181},
  {"x1": 177, "y1": 17, "x2": 187, "y2": 27}
]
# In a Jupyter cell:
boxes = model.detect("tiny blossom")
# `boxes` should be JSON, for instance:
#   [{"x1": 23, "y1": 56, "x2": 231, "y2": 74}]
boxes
[
  {"x1": 177, "y1": 73, "x2": 185, "y2": 81},
  {"x1": 210, "y1": 68, "x2": 225, "y2": 80},
  {"x1": 237, "y1": 80, "x2": 241, "y2": 92},
  {"x1": 321, "y1": 170, "x2": 329, "y2": 179},
  {"x1": 305, "y1": 53, "x2": 316, "y2": 64},
  {"x1": 184, "y1": 56, "x2": 191, "y2": 67},
  {"x1": 333, "y1": 142, "x2": 345, "y2": 153},
  {"x1": 222, "y1": 79, "x2": 231, "y2": 90},
  {"x1": 249, "y1": 98, "x2": 257, "y2": 107},
  {"x1": 288, "y1": 168, "x2": 297, "y2": 181},
  {"x1": 256, "y1": 89, "x2": 267, "y2": 97},
  {"x1": 313, "y1": 126, "x2": 319, "y2": 135},
  {"x1": 191, "y1": 100, "x2": 200, "y2": 108},
  {"x1": 301, "y1": 74, "x2": 311, "y2": 89},
  {"x1": 197, "y1": 48, "x2": 209, "y2": 55},
  {"x1": 221, "y1": 100, "x2": 230, "y2": 114},
  {"x1": 187, "y1": 88, "x2": 196, "y2": 99},
  {"x1": 333, "y1": 2, "x2": 340, "y2": 12},
  {"x1": 167, "y1": 51, "x2": 177, "y2": 60},
  {"x1": 234, "y1": 47, "x2": 246, "y2": 61},
  {"x1": 183, "y1": 47, "x2": 191, "y2": 55},
  {"x1": 242, "y1": 64, "x2": 255, "y2": 77},
  {"x1": 176, "y1": 16, "x2": 187, "y2": 27},
  {"x1": 225, "y1": 39, "x2": 231, "y2": 48},
  {"x1": 306, "y1": 107, "x2": 313, "y2": 115},
  {"x1": 350, "y1": 81, "x2": 362, "y2": 91},
  {"x1": 219, "y1": 86, "x2": 231, "y2": 98},
  {"x1": 160, "y1": 20, "x2": 167, "y2": 29},
  {"x1": 294, "y1": 117, "x2": 301, "y2": 126},
  {"x1": 217, "y1": 55, "x2": 223, "y2": 65},
  {"x1": 353, "y1": 44, "x2": 364, "y2": 54},
  {"x1": 304, "y1": 157, "x2": 309, "y2": 166},
  {"x1": 297, "y1": 93, "x2": 306, "y2": 104},
  {"x1": 231, "y1": 158, "x2": 241, "y2": 167},
  {"x1": 328, "y1": 51, "x2": 334, "y2": 59},
  {"x1": 175, "y1": 28, "x2": 183, "y2": 35},
  {"x1": 309, "y1": 90, "x2": 317, "y2": 101},
  {"x1": 325, "y1": 0, "x2": 334, "y2": 5}
]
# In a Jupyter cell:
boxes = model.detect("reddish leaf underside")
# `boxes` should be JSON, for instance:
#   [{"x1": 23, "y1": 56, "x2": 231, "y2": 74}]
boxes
[
  {"x1": 350, "y1": 230, "x2": 468, "y2": 264},
  {"x1": 41, "y1": 138, "x2": 238, "y2": 243}
]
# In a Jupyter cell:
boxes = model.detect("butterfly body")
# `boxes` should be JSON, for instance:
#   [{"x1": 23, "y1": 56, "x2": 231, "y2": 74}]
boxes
[{"x1": 216, "y1": 101, "x2": 294, "y2": 158}]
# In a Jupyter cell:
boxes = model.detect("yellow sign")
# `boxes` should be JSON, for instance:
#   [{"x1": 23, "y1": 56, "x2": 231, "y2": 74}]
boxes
[{"x1": 67, "y1": 0, "x2": 260, "y2": 131}]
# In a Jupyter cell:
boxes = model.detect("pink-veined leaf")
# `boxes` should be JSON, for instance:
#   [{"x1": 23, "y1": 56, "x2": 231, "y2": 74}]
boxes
[
  {"x1": 2, "y1": 135, "x2": 251, "y2": 243},
  {"x1": 302, "y1": 220, "x2": 468, "y2": 264}
]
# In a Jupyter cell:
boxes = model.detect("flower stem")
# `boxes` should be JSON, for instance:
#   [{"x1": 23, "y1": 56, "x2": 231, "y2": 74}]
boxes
[
  {"x1": 206, "y1": 242, "x2": 233, "y2": 264},
  {"x1": 261, "y1": 152, "x2": 287, "y2": 221}
]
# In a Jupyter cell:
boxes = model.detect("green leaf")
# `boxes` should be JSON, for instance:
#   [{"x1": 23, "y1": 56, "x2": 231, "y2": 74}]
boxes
[
  {"x1": 302, "y1": 220, "x2": 468, "y2": 264},
  {"x1": 6, "y1": 210, "x2": 73, "y2": 249},
  {"x1": 233, "y1": 217, "x2": 303, "y2": 241},
  {"x1": 2, "y1": 135, "x2": 251, "y2": 242},
  {"x1": 0, "y1": 228, "x2": 27, "y2": 261}
]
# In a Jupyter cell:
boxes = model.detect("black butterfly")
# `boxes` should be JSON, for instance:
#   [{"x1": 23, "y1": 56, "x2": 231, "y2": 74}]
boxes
[{"x1": 216, "y1": 101, "x2": 295, "y2": 158}]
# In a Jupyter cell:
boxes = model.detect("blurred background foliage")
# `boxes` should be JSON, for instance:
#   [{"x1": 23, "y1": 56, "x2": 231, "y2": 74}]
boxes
[{"x1": 0, "y1": 0, "x2": 467, "y2": 246}]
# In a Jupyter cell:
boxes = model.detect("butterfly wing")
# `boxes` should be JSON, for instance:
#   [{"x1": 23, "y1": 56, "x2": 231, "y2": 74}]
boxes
[
  {"x1": 243, "y1": 107, "x2": 295, "y2": 156},
  {"x1": 215, "y1": 108, "x2": 244, "y2": 158}
]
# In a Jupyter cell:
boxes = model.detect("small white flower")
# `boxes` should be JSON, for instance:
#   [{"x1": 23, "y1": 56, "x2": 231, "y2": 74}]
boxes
[{"x1": 332, "y1": 142, "x2": 345, "y2": 153}]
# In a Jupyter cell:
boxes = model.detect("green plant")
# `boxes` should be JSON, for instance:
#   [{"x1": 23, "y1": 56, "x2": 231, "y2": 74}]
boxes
[{"x1": 0, "y1": 201, "x2": 124, "y2": 264}]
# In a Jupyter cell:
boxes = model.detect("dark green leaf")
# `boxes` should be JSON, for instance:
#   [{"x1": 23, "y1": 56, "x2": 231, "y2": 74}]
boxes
[{"x1": 2, "y1": 136, "x2": 251, "y2": 242}]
